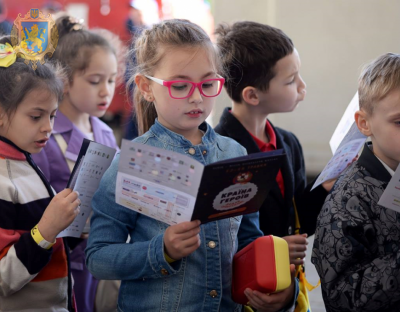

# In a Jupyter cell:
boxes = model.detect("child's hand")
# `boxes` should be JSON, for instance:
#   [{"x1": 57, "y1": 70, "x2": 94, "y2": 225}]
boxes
[
  {"x1": 283, "y1": 234, "x2": 308, "y2": 265},
  {"x1": 164, "y1": 220, "x2": 201, "y2": 260},
  {"x1": 244, "y1": 264, "x2": 296, "y2": 312},
  {"x1": 322, "y1": 178, "x2": 336, "y2": 192},
  {"x1": 37, "y1": 188, "x2": 81, "y2": 242}
]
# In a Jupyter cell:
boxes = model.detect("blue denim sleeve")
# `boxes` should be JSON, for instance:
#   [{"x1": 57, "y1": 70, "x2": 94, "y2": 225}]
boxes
[
  {"x1": 237, "y1": 212, "x2": 263, "y2": 251},
  {"x1": 85, "y1": 155, "x2": 182, "y2": 280}
]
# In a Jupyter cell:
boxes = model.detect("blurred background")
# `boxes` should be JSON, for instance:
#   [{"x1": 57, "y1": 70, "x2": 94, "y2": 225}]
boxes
[{"x1": 2, "y1": 0, "x2": 399, "y2": 179}]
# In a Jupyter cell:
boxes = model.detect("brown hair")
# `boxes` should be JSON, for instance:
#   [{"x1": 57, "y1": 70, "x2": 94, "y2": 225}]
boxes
[
  {"x1": 127, "y1": 19, "x2": 222, "y2": 135},
  {"x1": 215, "y1": 21, "x2": 294, "y2": 103},
  {"x1": 358, "y1": 53, "x2": 400, "y2": 114},
  {"x1": 53, "y1": 15, "x2": 121, "y2": 82},
  {"x1": 0, "y1": 37, "x2": 65, "y2": 119},
  {"x1": 91, "y1": 28, "x2": 127, "y2": 85}
]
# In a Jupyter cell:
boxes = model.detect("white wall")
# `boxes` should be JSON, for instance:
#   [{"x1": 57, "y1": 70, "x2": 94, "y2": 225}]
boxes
[{"x1": 211, "y1": 0, "x2": 400, "y2": 175}]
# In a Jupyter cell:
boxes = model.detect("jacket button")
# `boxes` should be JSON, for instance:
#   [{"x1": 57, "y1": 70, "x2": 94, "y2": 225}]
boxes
[
  {"x1": 288, "y1": 226, "x2": 293, "y2": 235},
  {"x1": 208, "y1": 241, "x2": 216, "y2": 249},
  {"x1": 188, "y1": 147, "x2": 195, "y2": 155},
  {"x1": 209, "y1": 290, "x2": 218, "y2": 298},
  {"x1": 202, "y1": 150, "x2": 207, "y2": 155},
  {"x1": 161, "y1": 268, "x2": 169, "y2": 275}
]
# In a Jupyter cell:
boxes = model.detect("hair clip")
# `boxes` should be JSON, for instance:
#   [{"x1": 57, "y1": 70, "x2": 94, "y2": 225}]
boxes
[
  {"x1": 68, "y1": 17, "x2": 84, "y2": 32},
  {"x1": 0, "y1": 43, "x2": 17, "y2": 68}
]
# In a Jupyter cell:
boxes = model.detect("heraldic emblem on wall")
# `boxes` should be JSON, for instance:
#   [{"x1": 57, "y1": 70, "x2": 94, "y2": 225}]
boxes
[{"x1": 10, "y1": 9, "x2": 58, "y2": 69}]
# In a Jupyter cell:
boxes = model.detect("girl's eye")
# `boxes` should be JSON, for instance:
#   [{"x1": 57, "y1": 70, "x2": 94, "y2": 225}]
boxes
[
  {"x1": 89, "y1": 81, "x2": 100, "y2": 85},
  {"x1": 31, "y1": 116, "x2": 41, "y2": 121},
  {"x1": 171, "y1": 83, "x2": 189, "y2": 91},
  {"x1": 108, "y1": 80, "x2": 116, "y2": 84},
  {"x1": 202, "y1": 82, "x2": 214, "y2": 89},
  {"x1": 394, "y1": 121, "x2": 400, "y2": 125},
  {"x1": 50, "y1": 115, "x2": 57, "y2": 120}
]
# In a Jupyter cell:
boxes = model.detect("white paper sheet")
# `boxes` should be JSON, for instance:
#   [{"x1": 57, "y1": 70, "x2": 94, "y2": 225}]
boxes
[{"x1": 58, "y1": 142, "x2": 116, "y2": 238}]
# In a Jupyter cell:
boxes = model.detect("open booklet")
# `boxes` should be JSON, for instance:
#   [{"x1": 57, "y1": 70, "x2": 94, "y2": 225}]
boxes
[
  {"x1": 116, "y1": 139, "x2": 285, "y2": 225},
  {"x1": 57, "y1": 139, "x2": 117, "y2": 238},
  {"x1": 311, "y1": 92, "x2": 367, "y2": 190}
]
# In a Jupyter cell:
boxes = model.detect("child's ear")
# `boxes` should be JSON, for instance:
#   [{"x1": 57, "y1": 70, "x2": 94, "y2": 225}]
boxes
[
  {"x1": 135, "y1": 74, "x2": 154, "y2": 101},
  {"x1": 355, "y1": 109, "x2": 372, "y2": 136},
  {"x1": 241, "y1": 86, "x2": 259, "y2": 106},
  {"x1": 64, "y1": 80, "x2": 70, "y2": 94}
]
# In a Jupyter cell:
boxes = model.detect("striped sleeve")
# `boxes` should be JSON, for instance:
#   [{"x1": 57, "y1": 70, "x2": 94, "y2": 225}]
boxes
[{"x1": 0, "y1": 158, "x2": 52, "y2": 297}]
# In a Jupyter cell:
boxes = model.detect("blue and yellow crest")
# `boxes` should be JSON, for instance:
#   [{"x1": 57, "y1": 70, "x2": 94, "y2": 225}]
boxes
[
  {"x1": 10, "y1": 9, "x2": 58, "y2": 69},
  {"x1": 30, "y1": 9, "x2": 39, "y2": 19}
]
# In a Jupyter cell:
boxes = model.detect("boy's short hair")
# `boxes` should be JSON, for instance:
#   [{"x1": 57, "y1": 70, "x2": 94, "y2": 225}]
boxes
[
  {"x1": 359, "y1": 53, "x2": 400, "y2": 114},
  {"x1": 215, "y1": 21, "x2": 294, "y2": 103}
]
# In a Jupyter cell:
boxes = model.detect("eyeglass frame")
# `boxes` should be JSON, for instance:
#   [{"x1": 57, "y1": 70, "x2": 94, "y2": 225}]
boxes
[{"x1": 144, "y1": 75, "x2": 225, "y2": 99}]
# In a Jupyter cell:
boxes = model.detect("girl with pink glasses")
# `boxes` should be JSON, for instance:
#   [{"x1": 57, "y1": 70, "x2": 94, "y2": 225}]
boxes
[{"x1": 86, "y1": 19, "x2": 297, "y2": 311}]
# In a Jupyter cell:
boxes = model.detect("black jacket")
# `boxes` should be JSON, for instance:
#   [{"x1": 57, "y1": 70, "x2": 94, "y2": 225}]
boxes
[
  {"x1": 312, "y1": 143, "x2": 399, "y2": 312},
  {"x1": 214, "y1": 107, "x2": 327, "y2": 236}
]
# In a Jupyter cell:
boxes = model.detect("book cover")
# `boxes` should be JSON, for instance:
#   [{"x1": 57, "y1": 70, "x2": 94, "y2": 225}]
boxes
[
  {"x1": 116, "y1": 139, "x2": 284, "y2": 225},
  {"x1": 191, "y1": 149, "x2": 284, "y2": 223}
]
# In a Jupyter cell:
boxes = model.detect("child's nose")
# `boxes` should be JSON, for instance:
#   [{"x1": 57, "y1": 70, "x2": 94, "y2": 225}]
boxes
[
  {"x1": 298, "y1": 77, "x2": 307, "y2": 99},
  {"x1": 100, "y1": 83, "x2": 111, "y2": 97},
  {"x1": 188, "y1": 86, "x2": 203, "y2": 104},
  {"x1": 41, "y1": 118, "x2": 53, "y2": 133},
  {"x1": 298, "y1": 76, "x2": 306, "y2": 92}
]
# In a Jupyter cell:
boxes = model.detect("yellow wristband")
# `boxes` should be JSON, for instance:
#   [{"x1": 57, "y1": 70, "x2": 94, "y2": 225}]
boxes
[
  {"x1": 31, "y1": 225, "x2": 55, "y2": 250},
  {"x1": 164, "y1": 252, "x2": 176, "y2": 263}
]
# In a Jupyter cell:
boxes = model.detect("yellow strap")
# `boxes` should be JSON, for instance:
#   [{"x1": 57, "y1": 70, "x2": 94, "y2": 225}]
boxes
[
  {"x1": 293, "y1": 198, "x2": 301, "y2": 235},
  {"x1": 292, "y1": 198, "x2": 320, "y2": 291},
  {"x1": 244, "y1": 305, "x2": 254, "y2": 312},
  {"x1": 164, "y1": 252, "x2": 176, "y2": 263},
  {"x1": 31, "y1": 224, "x2": 55, "y2": 250},
  {"x1": 296, "y1": 265, "x2": 321, "y2": 291}
]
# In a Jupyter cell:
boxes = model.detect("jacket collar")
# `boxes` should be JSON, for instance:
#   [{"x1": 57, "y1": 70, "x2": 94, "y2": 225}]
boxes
[
  {"x1": 217, "y1": 107, "x2": 260, "y2": 154},
  {"x1": 0, "y1": 136, "x2": 26, "y2": 160},
  {"x1": 53, "y1": 111, "x2": 114, "y2": 161},
  {"x1": 53, "y1": 111, "x2": 113, "y2": 138},
  {"x1": 149, "y1": 119, "x2": 217, "y2": 147},
  {"x1": 358, "y1": 142, "x2": 393, "y2": 183}
]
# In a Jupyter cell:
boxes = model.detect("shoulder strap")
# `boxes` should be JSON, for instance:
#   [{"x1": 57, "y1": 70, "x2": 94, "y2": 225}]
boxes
[
  {"x1": 53, "y1": 133, "x2": 75, "y2": 173},
  {"x1": 293, "y1": 198, "x2": 321, "y2": 292}
]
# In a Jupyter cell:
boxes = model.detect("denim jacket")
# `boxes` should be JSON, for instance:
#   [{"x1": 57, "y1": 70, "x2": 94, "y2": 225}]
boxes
[{"x1": 86, "y1": 120, "x2": 263, "y2": 312}]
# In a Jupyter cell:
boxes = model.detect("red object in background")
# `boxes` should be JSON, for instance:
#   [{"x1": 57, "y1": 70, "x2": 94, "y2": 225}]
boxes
[{"x1": 3, "y1": 0, "x2": 161, "y2": 119}]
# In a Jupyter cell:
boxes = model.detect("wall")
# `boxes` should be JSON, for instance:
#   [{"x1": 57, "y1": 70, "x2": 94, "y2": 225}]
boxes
[{"x1": 212, "y1": 0, "x2": 400, "y2": 175}]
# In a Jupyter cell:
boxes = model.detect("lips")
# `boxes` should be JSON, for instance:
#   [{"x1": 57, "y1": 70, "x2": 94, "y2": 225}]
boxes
[
  {"x1": 36, "y1": 138, "x2": 48, "y2": 144},
  {"x1": 35, "y1": 138, "x2": 49, "y2": 148},
  {"x1": 186, "y1": 109, "x2": 203, "y2": 115},
  {"x1": 97, "y1": 102, "x2": 109, "y2": 110}
]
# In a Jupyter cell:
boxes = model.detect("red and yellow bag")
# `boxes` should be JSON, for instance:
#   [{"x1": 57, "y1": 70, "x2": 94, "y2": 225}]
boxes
[{"x1": 232, "y1": 235, "x2": 291, "y2": 305}]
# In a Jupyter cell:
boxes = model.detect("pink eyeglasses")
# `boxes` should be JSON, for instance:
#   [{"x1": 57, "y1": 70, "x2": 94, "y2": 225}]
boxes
[{"x1": 145, "y1": 75, "x2": 225, "y2": 99}]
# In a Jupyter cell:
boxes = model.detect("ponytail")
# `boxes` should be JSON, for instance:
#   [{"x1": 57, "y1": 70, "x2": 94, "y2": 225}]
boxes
[{"x1": 133, "y1": 85, "x2": 157, "y2": 135}]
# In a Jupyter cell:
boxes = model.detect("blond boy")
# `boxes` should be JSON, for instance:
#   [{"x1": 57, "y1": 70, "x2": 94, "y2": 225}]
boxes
[{"x1": 312, "y1": 53, "x2": 400, "y2": 311}]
